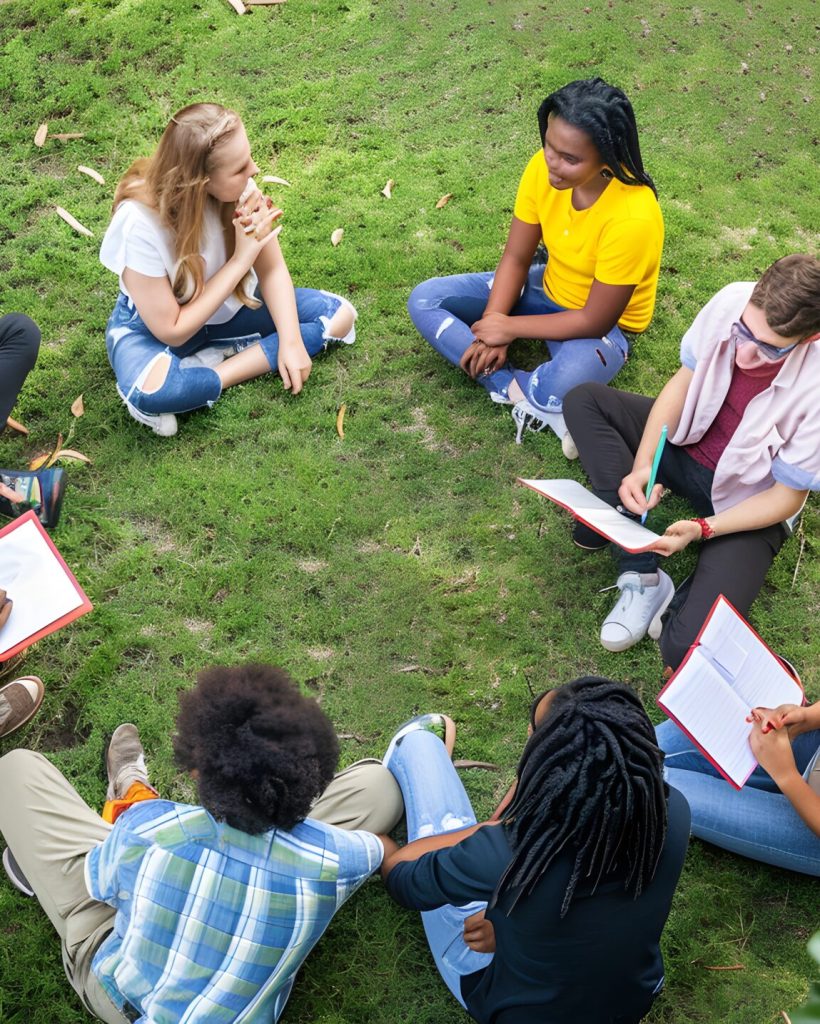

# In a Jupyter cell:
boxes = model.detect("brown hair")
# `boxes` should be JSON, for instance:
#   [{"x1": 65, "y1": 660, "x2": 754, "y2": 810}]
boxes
[
  {"x1": 750, "y1": 254, "x2": 820, "y2": 340},
  {"x1": 112, "y1": 103, "x2": 258, "y2": 309}
]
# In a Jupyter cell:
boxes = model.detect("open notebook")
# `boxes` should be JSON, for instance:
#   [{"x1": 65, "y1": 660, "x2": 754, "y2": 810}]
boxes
[
  {"x1": 0, "y1": 510, "x2": 92, "y2": 661},
  {"x1": 657, "y1": 596, "x2": 804, "y2": 789},
  {"x1": 518, "y1": 478, "x2": 661, "y2": 553}
]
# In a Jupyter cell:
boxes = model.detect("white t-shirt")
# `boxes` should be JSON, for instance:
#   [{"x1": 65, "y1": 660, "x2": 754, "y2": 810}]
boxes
[{"x1": 99, "y1": 199, "x2": 257, "y2": 325}]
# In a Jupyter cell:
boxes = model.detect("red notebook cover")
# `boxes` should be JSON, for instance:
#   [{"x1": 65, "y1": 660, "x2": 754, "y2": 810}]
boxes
[
  {"x1": 657, "y1": 594, "x2": 804, "y2": 789},
  {"x1": 0, "y1": 510, "x2": 93, "y2": 661}
]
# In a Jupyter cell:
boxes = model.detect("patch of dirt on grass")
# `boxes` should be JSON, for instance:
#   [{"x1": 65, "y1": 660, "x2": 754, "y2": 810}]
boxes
[
  {"x1": 297, "y1": 558, "x2": 328, "y2": 573},
  {"x1": 398, "y1": 407, "x2": 458, "y2": 455},
  {"x1": 184, "y1": 618, "x2": 213, "y2": 636},
  {"x1": 37, "y1": 700, "x2": 91, "y2": 751},
  {"x1": 307, "y1": 646, "x2": 334, "y2": 660},
  {"x1": 131, "y1": 517, "x2": 180, "y2": 555},
  {"x1": 720, "y1": 224, "x2": 758, "y2": 250}
]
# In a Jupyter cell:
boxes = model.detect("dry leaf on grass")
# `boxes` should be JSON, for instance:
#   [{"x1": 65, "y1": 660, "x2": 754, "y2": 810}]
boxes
[
  {"x1": 436, "y1": 193, "x2": 453, "y2": 209},
  {"x1": 78, "y1": 165, "x2": 105, "y2": 185},
  {"x1": 702, "y1": 964, "x2": 745, "y2": 971},
  {"x1": 34, "y1": 123, "x2": 48, "y2": 147},
  {"x1": 331, "y1": 228, "x2": 344, "y2": 246},
  {"x1": 381, "y1": 178, "x2": 394, "y2": 199},
  {"x1": 51, "y1": 132, "x2": 85, "y2": 141},
  {"x1": 71, "y1": 395, "x2": 85, "y2": 418},
  {"x1": 262, "y1": 174, "x2": 291, "y2": 186},
  {"x1": 56, "y1": 207, "x2": 93, "y2": 238},
  {"x1": 246, "y1": 0, "x2": 287, "y2": 5},
  {"x1": 336, "y1": 403, "x2": 346, "y2": 439},
  {"x1": 4, "y1": 417, "x2": 28, "y2": 436},
  {"x1": 226, "y1": 0, "x2": 247, "y2": 11},
  {"x1": 52, "y1": 448, "x2": 92, "y2": 465}
]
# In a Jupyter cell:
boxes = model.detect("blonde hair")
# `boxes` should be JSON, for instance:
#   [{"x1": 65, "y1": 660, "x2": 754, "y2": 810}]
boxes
[{"x1": 113, "y1": 103, "x2": 259, "y2": 308}]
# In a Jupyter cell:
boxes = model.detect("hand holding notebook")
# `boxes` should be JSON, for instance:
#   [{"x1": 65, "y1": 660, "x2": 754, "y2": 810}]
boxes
[
  {"x1": 657, "y1": 596, "x2": 804, "y2": 788},
  {"x1": 518, "y1": 478, "x2": 662, "y2": 553},
  {"x1": 0, "y1": 510, "x2": 92, "y2": 661}
]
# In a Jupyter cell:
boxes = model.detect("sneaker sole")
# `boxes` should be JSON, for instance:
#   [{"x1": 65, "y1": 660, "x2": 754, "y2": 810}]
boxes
[
  {"x1": 648, "y1": 586, "x2": 676, "y2": 640},
  {"x1": 2, "y1": 848, "x2": 34, "y2": 897}
]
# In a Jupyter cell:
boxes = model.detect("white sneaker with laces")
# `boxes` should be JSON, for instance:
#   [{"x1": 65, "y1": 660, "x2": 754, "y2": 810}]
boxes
[
  {"x1": 511, "y1": 398, "x2": 571, "y2": 448},
  {"x1": 600, "y1": 570, "x2": 675, "y2": 652},
  {"x1": 117, "y1": 385, "x2": 178, "y2": 437}
]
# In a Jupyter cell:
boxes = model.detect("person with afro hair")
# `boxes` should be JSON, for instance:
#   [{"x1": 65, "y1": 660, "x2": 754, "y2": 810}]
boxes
[{"x1": 0, "y1": 663, "x2": 403, "y2": 1023}]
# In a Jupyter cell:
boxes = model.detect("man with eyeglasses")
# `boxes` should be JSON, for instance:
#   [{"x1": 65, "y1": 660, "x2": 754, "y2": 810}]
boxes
[{"x1": 561, "y1": 253, "x2": 820, "y2": 669}]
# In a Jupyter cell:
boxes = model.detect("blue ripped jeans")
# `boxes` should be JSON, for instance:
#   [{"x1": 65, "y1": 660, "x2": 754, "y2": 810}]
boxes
[
  {"x1": 386, "y1": 731, "x2": 493, "y2": 1008},
  {"x1": 407, "y1": 265, "x2": 629, "y2": 411},
  {"x1": 105, "y1": 289, "x2": 353, "y2": 415},
  {"x1": 657, "y1": 719, "x2": 820, "y2": 875}
]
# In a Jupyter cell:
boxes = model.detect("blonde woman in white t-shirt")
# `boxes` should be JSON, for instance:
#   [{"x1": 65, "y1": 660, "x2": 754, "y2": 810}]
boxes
[{"x1": 100, "y1": 103, "x2": 356, "y2": 436}]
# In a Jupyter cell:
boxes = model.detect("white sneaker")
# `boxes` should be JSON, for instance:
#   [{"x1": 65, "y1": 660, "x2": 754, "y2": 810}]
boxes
[
  {"x1": 179, "y1": 346, "x2": 230, "y2": 370},
  {"x1": 511, "y1": 398, "x2": 569, "y2": 446},
  {"x1": 117, "y1": 385, "x2": 178, "y2": 437},
  {"x1": 562, "y1": 431, "x2": 579, "y2": 460},
  {"x1": 600, "y1": 570, "x2": 675, "y2": 652}
]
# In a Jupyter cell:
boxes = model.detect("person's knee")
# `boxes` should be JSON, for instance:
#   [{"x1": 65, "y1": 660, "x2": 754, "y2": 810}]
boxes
[
  {"x1": 1, "y1": 314, "x2": 41, "y2": 366},
  {"x1": 0, "y1": 749, "x2": 46, "y2": 802},
  {"x1": 407, "y1": 278, "x2": 443, "y2": 318},
  {"x1": 139, "y1": 353, "x2": 172, "y2": 395},
  {"x1": 340, "y1": 763, "x2": 404, "y2": 833},
  {"x1": 658, "y1": 615, "x2": 691, "y2": 673},
  {"x1": 563, "y1": 381, "x2": 601, "y2": 429}
]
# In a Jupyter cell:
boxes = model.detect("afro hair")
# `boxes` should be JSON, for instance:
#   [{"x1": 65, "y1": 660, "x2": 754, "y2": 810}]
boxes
[{"x1": 173, "y1": 663, "x2": 340, "y2": 834}]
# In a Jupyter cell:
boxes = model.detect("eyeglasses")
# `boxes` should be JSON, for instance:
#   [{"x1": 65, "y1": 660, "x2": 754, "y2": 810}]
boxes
[{"x1": 730, "y1": 318, "x2": 799, "y2": 361}]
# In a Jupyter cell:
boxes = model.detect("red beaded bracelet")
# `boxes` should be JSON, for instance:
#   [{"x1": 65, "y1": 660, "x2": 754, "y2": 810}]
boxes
[{"x1": 690, "y1": 517, "x2": 715, "y2": 540}]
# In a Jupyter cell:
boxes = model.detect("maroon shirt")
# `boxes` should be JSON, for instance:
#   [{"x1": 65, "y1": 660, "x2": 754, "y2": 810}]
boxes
[{"x1": 687, "y1": 361, "x2": 780, "y2": 471}]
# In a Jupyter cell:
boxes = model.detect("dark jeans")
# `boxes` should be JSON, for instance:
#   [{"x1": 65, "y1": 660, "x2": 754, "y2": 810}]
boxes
[
  {"x1": 0, "y1": 314, "x2": 40, "y2": 428},
  {"x1": 564, "y1": 382, "x2": 787, "y2": 670}
]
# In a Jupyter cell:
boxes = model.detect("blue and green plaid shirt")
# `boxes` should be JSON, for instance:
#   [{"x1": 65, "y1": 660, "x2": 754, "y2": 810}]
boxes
[{"x1": 84, "y1": 799, "x2": 382, "y2": 1023}]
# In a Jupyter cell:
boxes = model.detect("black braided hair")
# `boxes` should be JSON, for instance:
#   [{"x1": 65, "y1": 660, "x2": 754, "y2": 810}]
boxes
[
  {"x1": 537, "y1": 78, "x2": 657, "y2": 196},
  {"x1": 494, "y1": 677, "x2": 667, "y2": 918}
]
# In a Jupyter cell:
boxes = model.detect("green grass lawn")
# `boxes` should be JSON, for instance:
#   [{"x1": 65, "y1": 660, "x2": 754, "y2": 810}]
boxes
[{"x1": 1, "y1": 0, "x2": 818, "y2": 1020}]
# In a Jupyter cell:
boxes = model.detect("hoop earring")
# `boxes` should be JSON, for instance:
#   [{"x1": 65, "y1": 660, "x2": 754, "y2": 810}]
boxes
[{"x1": 600, "y1": 169, "x2": 613, "y2": 180}]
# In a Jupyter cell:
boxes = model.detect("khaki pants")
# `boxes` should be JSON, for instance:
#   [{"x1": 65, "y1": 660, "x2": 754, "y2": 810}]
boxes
[{"x1": 0, "y1": 748, "x2": 403, "y2": 1022}]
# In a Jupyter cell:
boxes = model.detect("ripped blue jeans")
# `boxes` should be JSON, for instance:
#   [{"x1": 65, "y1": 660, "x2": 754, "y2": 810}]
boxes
[
  {"x1": 407, "y1": 265, "x2": 629, "y2": 412},
  {"x1": 105, "y1": 288, "x2": 354, "y2": 415}
]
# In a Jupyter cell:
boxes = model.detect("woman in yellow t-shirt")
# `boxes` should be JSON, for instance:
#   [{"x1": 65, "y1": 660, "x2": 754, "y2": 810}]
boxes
[{"x1": 407, "y1": 78, "x2": 663, "y2": 448}]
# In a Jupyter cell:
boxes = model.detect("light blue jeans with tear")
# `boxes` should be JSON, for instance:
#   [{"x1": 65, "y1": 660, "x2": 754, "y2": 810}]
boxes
[
  {"x1": 105, "y1": 289, "x2": 353, "y2": 415},
  {"x1": 407, "y1": 265, "x2": 629, "y2": 411},
  {"x1": 386, "y1": 730, "x2": 493, "y2": 1007}
]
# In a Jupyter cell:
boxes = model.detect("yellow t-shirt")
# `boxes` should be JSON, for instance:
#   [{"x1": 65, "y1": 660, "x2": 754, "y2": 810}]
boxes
[{"x1": 513, "y1": 150, "x2": 664, "y2": 333}]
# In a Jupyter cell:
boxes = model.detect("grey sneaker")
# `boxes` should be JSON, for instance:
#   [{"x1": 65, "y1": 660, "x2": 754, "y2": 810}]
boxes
[
  {"x1": 3, "y1": 847, "x2": 34, "y2": 897},
  {"x1": 382, "y1": 713, "x2": 456, "y2": 768},
  {"x1": 105, "y1": 723, "x2": 151, "y2": 801}
]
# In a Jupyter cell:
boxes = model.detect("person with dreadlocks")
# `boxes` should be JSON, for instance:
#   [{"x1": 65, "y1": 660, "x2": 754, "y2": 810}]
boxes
[
  {"x1": 380, "y1": 678, "x2": 690, "y2": 1023},
  {"x1": 407, "y1": 77, "x2": 663, "y2": 448}
]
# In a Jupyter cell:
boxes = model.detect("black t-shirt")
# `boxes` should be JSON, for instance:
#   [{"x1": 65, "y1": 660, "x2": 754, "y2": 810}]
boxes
[{"x1": 386, "y1": 786, "x2": 690, "y2": 1024}]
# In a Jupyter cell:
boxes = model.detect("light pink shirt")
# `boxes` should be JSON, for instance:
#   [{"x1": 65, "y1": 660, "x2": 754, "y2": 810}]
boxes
[{"x1": 672, "y1": 282, "x2": 820, "y2": 513}]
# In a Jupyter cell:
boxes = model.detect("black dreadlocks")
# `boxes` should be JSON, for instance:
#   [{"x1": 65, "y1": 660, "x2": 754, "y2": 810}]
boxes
[
  {"x1": 494, "y1": 677, "x2": 667, "y2": 918},
  {"x1": 537, "y1": 78, "x2": 657, "y2": 196}
]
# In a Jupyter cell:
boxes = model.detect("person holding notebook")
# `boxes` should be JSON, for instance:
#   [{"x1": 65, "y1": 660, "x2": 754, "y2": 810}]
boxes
[
  {"x1": 657, "y1": 701, "x2": 820, "y2": 875},
  {"x1": 562, "y1": 254, "x2": 820, "y2": 664}
]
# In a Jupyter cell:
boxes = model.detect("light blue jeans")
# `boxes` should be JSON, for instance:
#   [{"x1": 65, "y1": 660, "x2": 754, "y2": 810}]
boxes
[
  {"x1": 386, "y1": 730, "x2": 493, "y2": 1007},
  {"x1": 105, "y1": 289, "x2": 352, "y2": 415},
  {"x1": 407, "y1": 265, "x2": 628, "y2": 411},
  {"x1": 656, "y1": 719, "x2": 820, "y2": 875}
]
